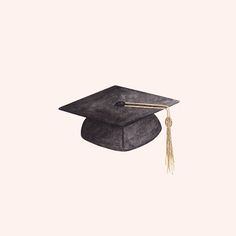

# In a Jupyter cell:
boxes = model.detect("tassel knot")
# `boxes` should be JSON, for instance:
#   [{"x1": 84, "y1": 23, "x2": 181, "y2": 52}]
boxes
[{"x1": 165, "y1": 116, "x2": 172, "y2": 128}]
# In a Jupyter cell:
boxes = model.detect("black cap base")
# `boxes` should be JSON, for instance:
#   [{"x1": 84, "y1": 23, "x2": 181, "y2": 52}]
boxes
[{"x1": 81, "y1": 114, "x2": 162, "y2": 151}]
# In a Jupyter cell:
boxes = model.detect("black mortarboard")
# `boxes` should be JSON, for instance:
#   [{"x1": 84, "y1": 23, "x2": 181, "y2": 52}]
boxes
[{"x1": 59, "y1": 85, "x2": 179, "y2": 172}]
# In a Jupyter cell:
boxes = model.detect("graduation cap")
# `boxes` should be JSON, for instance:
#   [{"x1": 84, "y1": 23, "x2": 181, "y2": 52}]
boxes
[{"x1": 59, "y1": 85, "x2": 179, "y2": 172}]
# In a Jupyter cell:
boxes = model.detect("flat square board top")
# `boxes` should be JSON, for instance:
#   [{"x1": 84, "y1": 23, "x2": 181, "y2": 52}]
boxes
[{"x1": 59, "y1": 85, "x2": 179, "y2": 127}]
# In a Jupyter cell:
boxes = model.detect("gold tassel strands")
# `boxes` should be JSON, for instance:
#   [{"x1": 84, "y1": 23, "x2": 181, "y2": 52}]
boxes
[{"x1": 165, "y1": 108, "x2": 174, "y2": 174}]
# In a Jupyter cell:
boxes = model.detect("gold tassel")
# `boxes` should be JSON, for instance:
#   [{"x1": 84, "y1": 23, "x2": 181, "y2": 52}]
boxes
[
  {"x1": 118, "y1": 101, "x2": 175, "y2": 173},
  {"x1": 165, "y1": 108, "x2": 174, "y2": 173}
]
